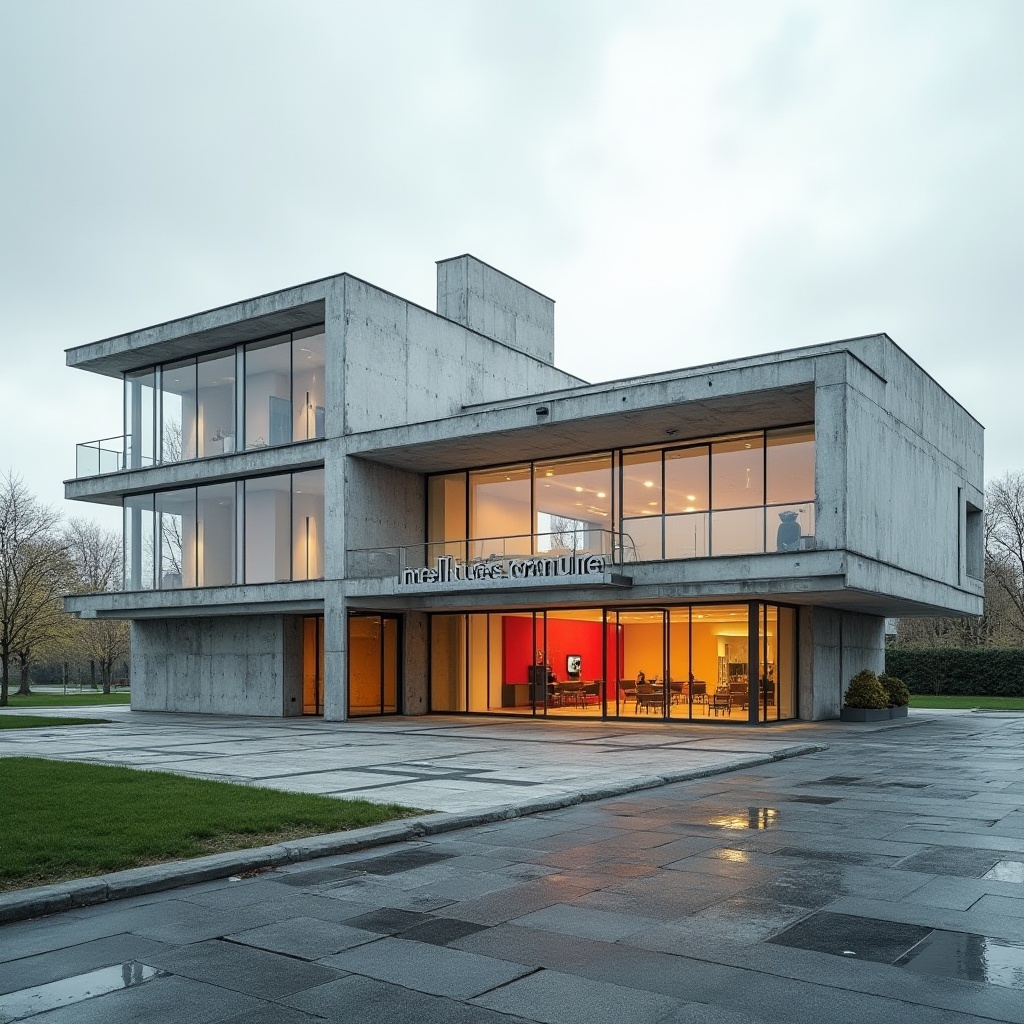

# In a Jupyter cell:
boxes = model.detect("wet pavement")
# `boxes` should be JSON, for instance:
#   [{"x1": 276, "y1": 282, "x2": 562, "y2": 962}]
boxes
[{"x1": 2, "y1": 710, "x2": 1024, "y2": 1021}]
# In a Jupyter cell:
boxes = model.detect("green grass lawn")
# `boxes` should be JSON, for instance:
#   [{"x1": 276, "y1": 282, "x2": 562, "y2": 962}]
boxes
[
  {"x1": 0, "y1": 715, "x2": 111, "y2": 730},
  {"x1": 908, "y1": 695, "x2": 1024, "y2": 711},
  {"x1": 2, "y1": 757, "x2": 424, "y2": 892},
  {"x1": 3, "y1": 692, "x2": 131, "y2": 708}
]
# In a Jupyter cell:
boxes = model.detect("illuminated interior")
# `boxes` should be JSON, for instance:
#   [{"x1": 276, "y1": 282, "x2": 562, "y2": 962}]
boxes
[
  {"x1": 429, "y1": 602, "x2": 797, "y2": 722},
  {"x1": 428, "y1": 426, "x2": 814, "y2": 563}
]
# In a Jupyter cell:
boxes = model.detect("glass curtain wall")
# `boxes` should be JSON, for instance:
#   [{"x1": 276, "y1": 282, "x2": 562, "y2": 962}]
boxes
[
  {"x1": 196, "y1": 483, "x2": 235, "y2": 587},
  {"x1": 767, "y1": 427, "x2": 815, "y2": 551},
  {"x1": 160, "y1": 361, "x2": 197, "y2": 464},
  {"x1": 302, "y1": 616, "x2": 325, "y2": 715},
  {"x1": 244, "y1": 336, "x2": 292, "y2": 449},
  {"x1": 427, "y1": 425, "x2": 814, "y2": 565},
  {"x1": 123, "y1": 469, "x2": 324, "y2": 591},
  {"x1": 347, "y1": 614, "x2": 400, "y2": 716},
  {"x1": 292, "y1": 327, "x2": 326, "y2": 441},
  {"x1": 124, "y1": 494, "x2": 155, "y2": 590},
  {"x1": 468, "y1": 465, "x2": 531, "y2": 557},
  {"x1": 124, "y1": 370, "x2": 156, "y2": 469},
  {"x1": 244, "y1": 475, "x2": 292, "y2": 583},
  {"x1": 534, "y1": 455, "x2": 612, "y2": 557},
  {"x1": 122, "y1": 325, "x2": 325, "y2": 469},
  {"x1": 197, "y1": 353, "x2": 236, "y2": 457},
  {"x1": 430, "y1": 602, "x2": 798, "y2": 723}
]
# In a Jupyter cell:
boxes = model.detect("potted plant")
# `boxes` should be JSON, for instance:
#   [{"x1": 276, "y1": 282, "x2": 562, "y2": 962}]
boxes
[
  {"x1": 840, "y1": 669, "x2": 899, "y2": 722},
  {"x1": 879, "y1": 673, "x2": 910, "y2": 718}
]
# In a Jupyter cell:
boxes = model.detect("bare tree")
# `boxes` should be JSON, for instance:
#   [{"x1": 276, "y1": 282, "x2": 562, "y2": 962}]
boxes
[
  {"x1": 0, "y1": 473, "x2": 68, "y2": 705},
  {"x1": 986, "y1": 471, "x2": 1024, "y2": 641},
  {"x1": 64, "y1": 518, "x2": 130, "y2": 694}
]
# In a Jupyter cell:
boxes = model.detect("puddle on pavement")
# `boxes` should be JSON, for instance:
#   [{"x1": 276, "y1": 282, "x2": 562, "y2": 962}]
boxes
[
  {"x1": 898, "y1": 931, "x2": 1024, "y2": 990},
  {"x1": 713, "y1": 849, "x2": 752, "y2": 863},
  {"x1": 984, "y1": 860, "x2": 1024, "y2": 883},
  {"x1": 0, "y1": 961, "x2": 167, "y2": 1020},
  {"x1": 708, "y1": 807, "x2": 780, "y2": 830}
]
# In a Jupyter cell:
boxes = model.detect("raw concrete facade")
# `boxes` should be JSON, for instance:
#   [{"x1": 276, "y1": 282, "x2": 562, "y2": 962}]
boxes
[{"x1": 64, "y1": 254, "x2": 984, "y2": 723}]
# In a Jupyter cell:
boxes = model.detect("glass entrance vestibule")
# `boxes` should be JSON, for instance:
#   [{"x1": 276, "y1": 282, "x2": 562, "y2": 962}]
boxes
[{"x1": 430, "y1": 602, "x2": 796, "y2": 723}]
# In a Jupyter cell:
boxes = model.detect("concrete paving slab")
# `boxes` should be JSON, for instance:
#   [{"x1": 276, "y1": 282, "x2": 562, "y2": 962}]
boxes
[{"x1": 5, "y1": 710, "x2": 1024, "y2": 1022}]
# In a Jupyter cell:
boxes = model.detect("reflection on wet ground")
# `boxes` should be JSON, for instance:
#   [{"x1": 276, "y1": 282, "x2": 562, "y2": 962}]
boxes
[
  {"x1": 707, "y1": 807, "x2": 780, "y2": 830},
  {"x1": 899, "y1": 931, "x2": 1024, "y2": 990},
  {"x1": 773, "y1": 913, "x2": 1024, "y2": 990},
  {"x1": 984, "y1": 860, "x2": 1024, "y2": 883},
  {"x1": 0, "y1": 961, "x2": 166, "y2": 1020}
]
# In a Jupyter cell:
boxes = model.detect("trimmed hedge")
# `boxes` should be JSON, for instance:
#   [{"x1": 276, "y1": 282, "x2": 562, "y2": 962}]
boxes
[{"x1": 886, "y1": 648, "x2": 1024, "y2": 696}]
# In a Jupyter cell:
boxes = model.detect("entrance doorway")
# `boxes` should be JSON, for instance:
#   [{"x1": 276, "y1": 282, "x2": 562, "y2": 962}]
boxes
[
  {"x1": 348, "y1": 613, "x2": 401, "y2": 716},
  {"x1": 302, "y1": 615, "x2": 325, "y2": 715}
]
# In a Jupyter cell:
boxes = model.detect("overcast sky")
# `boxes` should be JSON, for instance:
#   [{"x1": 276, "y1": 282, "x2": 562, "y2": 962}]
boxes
[{"x1": 1, "y1": 0, "x2": 1021, "y2": 529}]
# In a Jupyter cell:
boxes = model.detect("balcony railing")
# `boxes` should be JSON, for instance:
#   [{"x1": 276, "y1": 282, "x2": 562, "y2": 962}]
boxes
[
  {"x1": 74, "y1": 435, "x2": 157, "y2": 478},
  {"x1": 346, "y1": 530, "x2": 636, "y2": 581}
]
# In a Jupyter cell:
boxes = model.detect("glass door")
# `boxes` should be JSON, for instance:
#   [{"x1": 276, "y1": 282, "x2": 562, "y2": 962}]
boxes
[
  {"x1": 302, "y1": 615, "x2": 324, "y2": 715},
  {"x1": 348, "y1": 613, "x2": 401, "y2": 716},
  {"x1": 613, "y1": 609, "x2": 668, "y2": 718}
]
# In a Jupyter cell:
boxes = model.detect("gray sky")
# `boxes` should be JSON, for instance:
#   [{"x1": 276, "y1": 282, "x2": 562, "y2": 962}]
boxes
[{"x1": 1, "y1": 0, "x2": 1021, "y2": 529}]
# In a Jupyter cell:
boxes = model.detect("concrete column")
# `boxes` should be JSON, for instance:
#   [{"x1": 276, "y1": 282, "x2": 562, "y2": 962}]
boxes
[
  {"x1": 403, "y1": 611, "x2": 429, "y2": 715},
  {"x1": 801, "y1": 606, "x2": 886, "y2": 720},
  {"x1": 324, "y1": 582, "x2": 348, "y2": 721}
]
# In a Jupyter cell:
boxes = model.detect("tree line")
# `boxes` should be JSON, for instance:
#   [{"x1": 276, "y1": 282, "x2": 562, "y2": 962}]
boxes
[
  {"x1": 0, "y1": 472, "x2": 128, "y2": 706},
  {"x1": 892, "y1": 471, "x2": 1024, "y2": 648}
]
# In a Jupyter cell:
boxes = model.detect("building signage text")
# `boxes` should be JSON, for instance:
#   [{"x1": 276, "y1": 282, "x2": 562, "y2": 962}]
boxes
[{"x1": 400, "y1": 553, "x2": 607, "y2": 587}]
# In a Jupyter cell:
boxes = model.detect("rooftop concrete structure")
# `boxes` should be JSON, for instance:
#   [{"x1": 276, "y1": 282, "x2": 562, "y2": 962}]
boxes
[{"x1": 64, "y1": 256, "x2": 984, "y2": 726}]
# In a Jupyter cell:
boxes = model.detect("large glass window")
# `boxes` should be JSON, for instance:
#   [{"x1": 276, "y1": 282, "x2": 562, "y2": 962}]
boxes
[
  {"x1": 124, "y1": 494, "x2": 155, "y2": 590},
  {"x1": 534, "y1": 455, "x2": 612, "y2": 556},
  {"x1": 469, "y1": 465, "x2": 531, "y2": 557},
  {"x1": 292, "y1": 327, "x2": 326, "y2": 441},
  {"x1": 622, "y1": 450, "x2": 662, "y2": 561},
  {"x1": 429, "y1": 601, "x2": 797, "y2": 724},
  {"x1": 427, "y1": 425, "x2": 812, "y2": 565},
  {"x1": 160, "y1": 360, "x2": 197, "y2": 463},
  {"x1": 292, "y1": 470, "x2": 325, "y2": 581},
  {"x1": 244, "y1": 474, "x2": 292, "y2": 583},
  {"x1": 196, "y1": 352, "x2": 236, "y2": 458},
  {"x1": 124, "y1": 370, "x2": 156, "y2": 469},
  {"x1": 245, "y1": 336, "x2": 292, "y2": 449},
  {"x1": 427, "y1": 473, "x2": 467, "y2": 561},
  {"x1": 197, "y1": 482, "x2": 236, "y2": 587},
  {"x1": 767, "y1": 426, "x2": 815, "y2": 552},
  {"x1": 156, "y1": 488, "x2": 196, "y2": 589},
  {"x1": 124, "y1": 468, "x2": 323, "y2": 590}
]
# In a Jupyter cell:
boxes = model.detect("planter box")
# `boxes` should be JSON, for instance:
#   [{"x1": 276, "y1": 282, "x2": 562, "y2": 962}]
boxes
[{"x1": 840, "y1": 706, "x2": 908, "y2": 722}]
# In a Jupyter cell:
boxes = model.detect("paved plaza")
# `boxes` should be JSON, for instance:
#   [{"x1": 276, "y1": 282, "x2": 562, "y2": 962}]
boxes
[
  {"x1": 1, "y1": 707, "x2": 822, "y2": 813},
  {"x1": 3, "y1": 710, "x2": 1024, "y2": 1021}
]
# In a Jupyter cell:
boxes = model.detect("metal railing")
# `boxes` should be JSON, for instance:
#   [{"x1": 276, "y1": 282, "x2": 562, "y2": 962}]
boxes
[
  {"x1": 75, "y1": 435, "x2": 156, "y2": 477},
  {"x1": 346, "y1": 530, "x2": 636, "y2": 581}
]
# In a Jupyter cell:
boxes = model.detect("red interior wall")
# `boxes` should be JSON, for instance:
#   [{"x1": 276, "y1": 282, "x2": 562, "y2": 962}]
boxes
[{"x1": 502, "y1": 615, "x2": 622, "y2": 697}]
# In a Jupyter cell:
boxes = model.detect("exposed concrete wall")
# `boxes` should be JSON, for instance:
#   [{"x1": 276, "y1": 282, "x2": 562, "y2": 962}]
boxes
[
  {"x1": 282, "y1": 616, "x2": 305, "y2": 717},
  {"x1": 436, "y1": 255, "x2": 555, "y2": 364},
  {"x1": 844, "y1": 341, "x2": 984, "y2": 593},
  {"x1": 131, "y1": 615, "x2": 292, "y2": 716},
  {"x1": 342, "y1": 277, "x2": 579, "y2": 435},
  {"x1": 802, "y1": 606, "x2": 885, "y2": 720}
]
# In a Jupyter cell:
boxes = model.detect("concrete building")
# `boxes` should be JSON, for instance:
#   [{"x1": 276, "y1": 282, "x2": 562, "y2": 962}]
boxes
[{"x1": 65, "y1": 255, "x2": 984, "y2": 724}]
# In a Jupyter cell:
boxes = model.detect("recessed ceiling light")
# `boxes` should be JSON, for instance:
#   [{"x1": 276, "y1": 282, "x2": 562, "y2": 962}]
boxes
[
  {"x1": 643, "y1": 481, "x2": 654, "y2": 488},
  {"x1": 597, "y1": 492, "x2": 606, "y2": 498},
  {"x1": 686, "y1": 494, "x2": 696, "y2": 501},
  {"x1": 575, "y1": 486, "x2": 583, "y2": 492}
]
